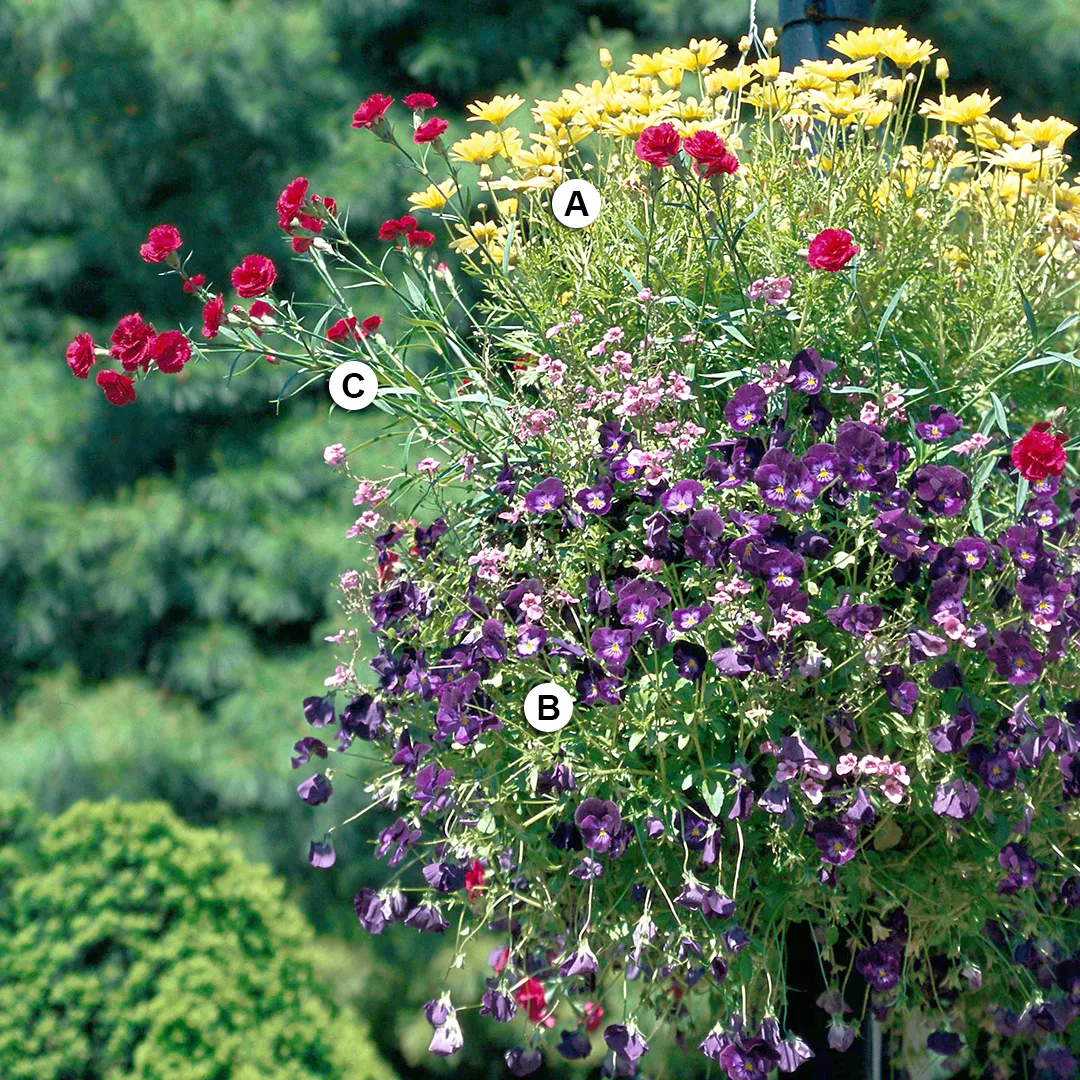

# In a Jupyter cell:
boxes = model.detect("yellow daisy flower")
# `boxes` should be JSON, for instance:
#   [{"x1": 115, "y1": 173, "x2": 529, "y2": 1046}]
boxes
[
  {"x1": 628, "y1": 51, "x2": 672, "y2": 77},
  {"x1": 669, "y1": 38, "x2": 728, "y2": 72},
  {"x1": 882, "y1": 34, "x2": 936, "y2": 68},
  {"x1": 828, "y1": 26, "x2": 905, "y2": 60},
  {"x1": 1012, "y1": 115, "x2": 1078, "y2": 150},
  {"x1": 407, "y1": 178, "x2": 458, "y2": 211},
  {"x1": 970, "y1": 117, "x2": 1018, "y2": 151},
  {"x1": 466, "y1": 94, "x2": 525, "y2": 125},
  {"x1": 449, "y1": 128, "x2": 523, "y2": 164},
  {"x1": 754, "y1": 56, "x2": 782, "y2": 79},
  {"x1": 796, "y1": 57, "x2": 875, "y2": 82},
  {"x1": 705, "y1": 66, "x2": 759, "y2": 94},
  {"x1": 918, "y1": 91, "x2": 999, "y2": 127}
]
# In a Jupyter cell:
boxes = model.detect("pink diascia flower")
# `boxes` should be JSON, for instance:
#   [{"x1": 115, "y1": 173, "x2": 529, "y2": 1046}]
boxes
[
  {"x1": 345, "y1": 511, "x2": 381, "y2": 537},
  {"x1": 416, "y1": 457, "x2": 441, "y2": 476},
  {"x1": 467, "y1": 547, "x2": 508, "y2": 582},
  {"x1": 340, "y1": 570, "x2": 361, "y2": 591},
  {"x1": 747, "y1": 276, "x2": 792, "y2": 306},
  {"x1": 323, "y1": 443, "x2": 347, "y2": 467},
  {"x1": 324, "y1": 664, "x2": 355, "y2": 688},
  {"x1": 953, "y1": 432, "x2": 992, "y2": 456},
  {"x1": 518, "y1": 408, "x2": 556, "y2": 438}
]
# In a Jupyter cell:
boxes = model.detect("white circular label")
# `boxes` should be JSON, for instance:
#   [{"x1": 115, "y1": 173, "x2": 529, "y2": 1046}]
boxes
[
  {"x1": 523, "y1": 682, "x2": 574, "y2": 733},
  {"x1": 328, "y1": 361, "x2": 379, "y2": 411},
  {"x1": 551, "y1": 179, "x2": 602, "y2": 229}
]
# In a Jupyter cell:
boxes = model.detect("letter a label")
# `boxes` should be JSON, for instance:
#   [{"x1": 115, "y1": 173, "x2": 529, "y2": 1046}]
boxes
[{"x1": 552, "y1": 179, "x2": 601, "y2": 229}]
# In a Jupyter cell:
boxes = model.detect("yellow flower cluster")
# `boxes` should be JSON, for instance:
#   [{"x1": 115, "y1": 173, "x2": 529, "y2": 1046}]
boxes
[{"x1": 405, "y1": 24, "x2": 1078, "y2": 270}]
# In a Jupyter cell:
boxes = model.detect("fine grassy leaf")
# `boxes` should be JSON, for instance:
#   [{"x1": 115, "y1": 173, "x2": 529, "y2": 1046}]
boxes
[
  {"x1": 875, "y1": 283, "x2": 905, "y2": 344},
  {"x1": 1015, "y1": 477, "x2": 1029, "y2": 520},
  {"x1": 1018, "y1": 281, "x2": 1038, "y2": 345},
  {"x1": 989, "y1": 392, "x2": 1009, "y2": 435}
]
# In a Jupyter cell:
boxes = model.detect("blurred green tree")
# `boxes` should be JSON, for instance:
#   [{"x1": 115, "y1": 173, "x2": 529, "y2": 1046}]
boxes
[{"x1": 0, "y1": 795, "x2": 397, "y2": 1080}]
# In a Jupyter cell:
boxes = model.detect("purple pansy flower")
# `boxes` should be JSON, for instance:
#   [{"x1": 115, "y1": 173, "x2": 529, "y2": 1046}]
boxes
[
  {"x1": 912, "y1": 464, "x2": 971, "y2": 517},
  {"x1": 673, "y1": 640, "x2": 708, "y2": 681},
  {"x1": 684, "y1": 508, "x2": 726, "y2": 566},
  {"x1": 574, "y1": 797, "x2": 623, "y2": 853},
  {"x1": 673, "y1": 603, "x2": 712, "y2": 630},
  {"x1": 915, "y1": 405, "x2": 961, "y2": 442},
  {"x1": 827, "y1": 593, "x2": 883, "y2": 636},
  {"x1": 835, "y1": 421, "x2": 887, "y2": 489},
  {"x1": 292, "y1": 737, "x2": 328, "y2": 768},
  {"x1": 998, "y1": 841, "x2": 1038, "y2": 894},
  {"x1": 786, "y1": 347, "x2": 836, "y2": 395},
  {"x1": 986, "y1": 630, "x2": 1044, "y2": 685},
  {"x1": 308, "y1": 840, "x2": 336, "y2": 868},
  {"x1": 931, "y1": 778, "x2": 980, "y2": 819},
  {"x1": 954, "y1": 536, "x2": 991, "y2": 570},
  {"x1": 297, "y1": 773, "x2": 332, "y2": 805},
  {"x1": 604, "y1": 1023, "x2": 649, "y2": 1064},
  {"x1": 856, "y1": 944, "x2": 902, "y2": 991},
  {"x1": 591, "y1": 626, "x2": 634, "y2": 674},
  {"x1": 813, "y1": 818, "x2": 857, "y2": 865},
  {"x1": 880, "y1": 665, "x2": 919, "y2": 715},
  {"x1": 660, "y1": 478, "x2": 704, "y2": 514},
  {"x1": 303, "y1": 695, "x2": 335, "y2": 727},
  {"x1": 524, "y1": 477, "x2": 566, "y2": 514},
  {"x1": 725, "y1": 383, "x2": 767, "y2": 431},
  {"x1": 516, "y1": 624, "x2": 547, "y2": 658},
  {"x1": 576, "y1": 480, "x2": 614, "y2": 515}
]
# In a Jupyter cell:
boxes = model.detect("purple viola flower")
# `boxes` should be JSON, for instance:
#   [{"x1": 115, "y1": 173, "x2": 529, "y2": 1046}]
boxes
[
  {"x1": 481, "y1": 987, "x2": 517, "y2": 1022},
  {"x1": 391, "y1": 730, "x2": 431, "y2": 777},
  {"x1": 813, "y1": 819, "x2": 857, "y2": 865},
  {"x1": 712, "y1": 646, "x2": 753, "y2": 678},
  {"x1": 915, "y1": 405, "x2": 961, "y2": 443},
  {"x1": 880, "y1": 665, "x2": 919, "y2": 715},
  {"x1": 998, "y1": 841, "x2": 1038, "y2": 894},
  {"x1": 754, "y1": 448, "x2": 797, "y2": 511},
  {"x1": 308, "y1": 840, "x2": 336, "y2": 868},
  {"x1": 376, "y1": 818, "x2": 422, "y2": 867},
  {"x1": 676, "y1": 880, "x2": 737, "y2": 919},
  {"x1": 718, "y1": 1038, "x2": 780, "y2": 1080},
  {"x1": 929, "y1": 710, "x2": 976, "y2": 754},
  {"x1": 725, "y1": 383, "x2": 767, "y2": 431},
  {"x1": 556, "y1": 1030, "x2": 592, "y2": 1059},
  {"x1": 874, "y1": 508, "x2": 927, "y2": 560},
  {"x1": 524, "y1": 477, "x2": 566, "y2": 514},
  {"x1": 673, "y1": 603, "x2": 712, "y2": 630},
  {"x1": 297, "y1": 773, "x2": 332, "y2": 805},
  {"x1": 560, "y1": 941, "x2": 599, "y2": 977},
  {"x1": 835, "y1": 421, "x2": 887, "y2": 490},
  {"x1": 931, "y1": 777, "x2": 980, "y2": 819},
  {"x1": 912, "y1": 464, "x2": 971, "y2": 517},
  {"x1": 354, "y1": 887, "x2": 402, "y2": 934},
  {"x1": 576, "y1": 480, "x2": 614, "y2": 515},
  {"x1": 856, "y1": 944, "x2": 901, "y2": 991},
  {"x1": 1016, "y1": 572, "x2": 1067, "y2": 623},
  {"x1": 660, "y1": 478, "x2": 704, "y2": 514},
  {"x1": 699, "y1": 1028, "x2": 729, "y2": 1063},
  {"x1": 954, "y1": 536, "x2": 991, "y2": 570},
  {"x1": 516, "y1": 624, "x2": 547, "y2": 658},
  {"x1": 574, "y1": 797, "x2": 623, "y2": 853},
  {"x1": 422, "y1": 860, "x2": 466, "y2": 893},
  {"x1": 999, "y1": 524, "x2": 1044, "y2": 571},
  {"x1": 828, "y1": 1021, "x2": 855, "y2": 1052},
  {"x1": 536, "y1": 761, "x2": 577, "y2": 796},
  {"x1": 986, "y1": 630, "x2": 1044, "y2": 685},
  {"x1": 926, "y1": 1031, "x2": 962, "y2": 1056},
  {"x1": 598, "y1": 420, "x2": 633, "y2": 459},
  {"x1": 505, "y1": 1047, "x2": 543, "y2": 1076},
  {"x1": 683, "y1": 507, "x2": 726, "y2": 566},
  {"x1": 590, "y1": 627, "x2": 634, "y2": 674},
  {"x1": 291, "y1": 737, "x2": 328, "y2": 768},
  {"x1": 303, "y1": 695, "x2": 335, "y2": 728},
  {"x1": 340, "y1": 694, "x2": 387, "y2": 742},
  {"x1": 1029, "y1": 497, "x2": 1059, "y2": 530},
  {"x1": 404, "y1": 903, "x2": 449, "y2": 933},
  {"x1": 1054, "y1": 956, "x2": 1080, "y2": 1004},
  {"x1": 673, "y1": 640, "x2": 708, "y2": 681},
  {"x1": 826, "y1": 593, "x2": 883, "y2": 637},
  {"x1": 680, "y1": 806, "x2": 711, "y2": 848},
  {"x1": 802, "y1": 443, "x2": 840, "y2": 491},
  {"x1": 570, "y1": 856, "x2": 605, "y2": 879},
  {"x1": 787, "y1": 346, "x2": 836, "y2": 395},
  {"x1": 604, "y1": 1023, "x2": 649, "y2": 1064}
]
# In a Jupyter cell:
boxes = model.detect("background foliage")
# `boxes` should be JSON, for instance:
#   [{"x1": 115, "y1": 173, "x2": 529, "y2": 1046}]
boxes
[{"x1": 2, "y1": 0, "x2": 1079, "y2": 1077}]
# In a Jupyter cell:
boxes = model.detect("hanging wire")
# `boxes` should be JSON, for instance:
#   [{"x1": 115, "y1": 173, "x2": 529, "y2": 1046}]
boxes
[{"x1": 745, "y1": 0, "x2": 769, "y2": 60}]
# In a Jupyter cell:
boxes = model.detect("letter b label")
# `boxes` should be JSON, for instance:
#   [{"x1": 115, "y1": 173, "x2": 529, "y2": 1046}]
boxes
[{"x1": 524, "y1": 681, "x2": 574, "y2": 733}]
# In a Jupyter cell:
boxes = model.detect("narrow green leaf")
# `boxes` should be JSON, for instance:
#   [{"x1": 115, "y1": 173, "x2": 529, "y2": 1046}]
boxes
[
  {"x1": 989, "y1": 392, "x2": 1009, "y2": 436},
  {"x1": 970, "y1": 454, "x2": 998, "y2": 499},
  {"x1": 875, "y1": 283, "x2": 905, "y2": 344},
  {"x1": 1015, "y1": 477, "x2": 1029, "y2": 519},
  {"x1": 720, "y1": 322, "x2": 752, "y2": 348},
  {"x1": 1017, "y1": 281, "x2": 1038, "y2": 345}
]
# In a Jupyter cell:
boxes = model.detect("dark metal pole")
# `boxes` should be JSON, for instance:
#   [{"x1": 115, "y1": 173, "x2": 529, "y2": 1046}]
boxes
[{"x1": 778, "y1": 0, "x2": 874, "y2": 71}]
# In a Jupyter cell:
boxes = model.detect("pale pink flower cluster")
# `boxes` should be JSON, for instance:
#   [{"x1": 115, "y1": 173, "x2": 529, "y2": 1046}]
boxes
[
  {"x1": 756, "y1": 365, "x2": 784, "y2": 395},
  {"x1": 747, "y1": 275, "x2": 792, "y2": 306},
  {"x1": 652, "y1": 419, "x2": 706, "y2": 452},
  {"x1": 353, "y1": 479, "x2": 391, "y2": 506},
  {"x1": 521, "y1": 591, "x2": 544, "y2": 623},
  {"x1": 953, "y1": 432, "x2": 992, "y2": 456},
  {"x1": 837, "y1": 754, "x2": 911, "y2": 803},
  {"x1": 416, "y1": 457, "x2": 441, "y2": 476},
  {"x1": 467, "y1": 546, "x2": 508, "y2": 582},
  {"x1": 323, "y1": 443, "x2": 347, "y2": 467},
  {"x1": 324, "y1": 663, "x2": 355, "y2": 688},
  {"x1": 708, "y1": 575, "x2": 753, "y2": 606},
  {"x1": 883, "y1": 383, "x2": 907, "y2": 420},
  {"x1": 324, "y1": 628, "x2": 359, "y2": 644},
  {"x1": 345, "y1": 510, "x2": 381, "y2": 537},
  {"x1": 612, "y1": 371, "x2": 692, "y2": 417},
  {"x1": 636, "y1": 288, "x2": 654, "y2": 303},
  {"x1": 517, "y1": 408, "x2": 556, "y2": 439},
  {"x1": 860, "y1": 400, "x2": 880, "y2": 425},
  {"x1": 775, "y1": 748, "x2": 832, "y2": 804},
  {"x1": 933, "y1": 609, "x2": 980, "y2": 646},
  {"x1": 340, "y1": 569, "x2": 361, "y2": 591},
  {"x1": 587, "y1": 325, "x2": 625, "y2": 357},
  {"x1": 537, "y1": 354, "x2": 567, "y2": 388}
]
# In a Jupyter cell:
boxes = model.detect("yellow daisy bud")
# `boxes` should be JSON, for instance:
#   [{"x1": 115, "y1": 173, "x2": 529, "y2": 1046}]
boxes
[{"x1": 599, "y1": 47, "x2": 613, "y2": 69}]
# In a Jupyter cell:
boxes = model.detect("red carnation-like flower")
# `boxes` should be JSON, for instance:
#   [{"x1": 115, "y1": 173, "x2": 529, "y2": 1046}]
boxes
[
  {"x1": 514, "y1": 978, "x2": 549, "y2": 1024},
  {"x1": 464, "y1": 858, "x2": 485, "y2": 899},
  {"x1": 807, "y1": 228, "x2": 860, "y2": 271},
  {"x1": 413, "y1": 117, "x2": 448, "y2": 145},
  {"x1": 292, "y1": 236, "x2": 313, "y2": 253},
  {"x1": 139, "y1": 224, "x2": 183, "y2": 264},
  {"x1": 231, "y1": 254, "x2": 277, "y2": 298},
  {"x1": 322, "y1": 196, "x2": 338, "y2": 217},
  {"x1": 634, "y1": 122, "x2": 682, "y2": 168},
  {"x1": 277, "y1": 176, "x2": 310, "y2": 230},
  {"x1": 249, "y1": 300, "x2": 273, "y2": 320},
  {"x1": 65, "y1": 332, "x2": 96, "y2": 379},
  {"x1": 150, "y1": 330, "x2": 192, "y2": 374},
  {"x1": 352, "y1": 92, "x2": 394, "y2": 130},
  {"x1": 682, "y1": 130, "x2": 740, "y2": 178},
  {"x1": 360, "y1": 315, "x2": 383, "y2": 338},
  {"x1": 378, "y1": 215, "x2": 419, "y2": 242},
  {"x1": 407, "y1": 230, "x2": 435, "y2": 249},
  {"x1": 404, "y1": 92, "x2": 438, "y2": 112},
  {"x1": 202, "y1": 294, "x2": 225, "y2": 339},
  {"x1": 96, "y1": 369, "x2": 136, "y2": 406},
  {"x1": 182, "y1": 273, "x2": 205, "y2": 294},
  {"x1": 327, "y1": 316, "x2": 359, "y2": 342},
  {"x1": 109, "y1": 313, "x2": 156, "y2": 372},
  {"x1": 1012, "y1": 422, "x2": 1068, "y2": 481}
]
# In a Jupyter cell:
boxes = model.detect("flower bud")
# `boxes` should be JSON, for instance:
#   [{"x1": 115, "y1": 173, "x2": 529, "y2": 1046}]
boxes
[
  {"x1": 935, "y1": 58, "x2": 950, "y2": 80},
  {"x1": 738, "y1": 35, "x2": 751, "y2": 54},
  {"x1": 599, "y1": 47, "x2": 613, "y2": 68},
  {"x1": 762, "y1": 27, "x2": 777, "y2": 48}
]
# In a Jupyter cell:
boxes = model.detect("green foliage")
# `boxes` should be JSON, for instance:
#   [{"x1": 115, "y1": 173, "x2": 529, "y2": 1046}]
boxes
[{"x1": 0, "y1": 795, "x2": 396, "y2": 1080}]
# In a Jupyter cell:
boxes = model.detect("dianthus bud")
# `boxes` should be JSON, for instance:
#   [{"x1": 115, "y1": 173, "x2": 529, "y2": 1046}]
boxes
[
  {"x1": 599, "y1": 47, "x2": 613, "y2": 68},
  {"x1": 935, "y1": 58, "x2": 950, "y2": 80}
]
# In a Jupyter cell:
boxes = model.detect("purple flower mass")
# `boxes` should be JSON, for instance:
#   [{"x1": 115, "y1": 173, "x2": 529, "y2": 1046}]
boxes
[
  {"x1": 574, "y1": 797, "x2": 623, "y2": 853},
  {"x1": 725, "y1": 383, "x2": 767, "y2": 431},
  {"x1": 787, "y1": 347, "x2": 836, "y2": 394},
  {"x1": 915, "y1": 405, "x2": 961, "y2": 442}
]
